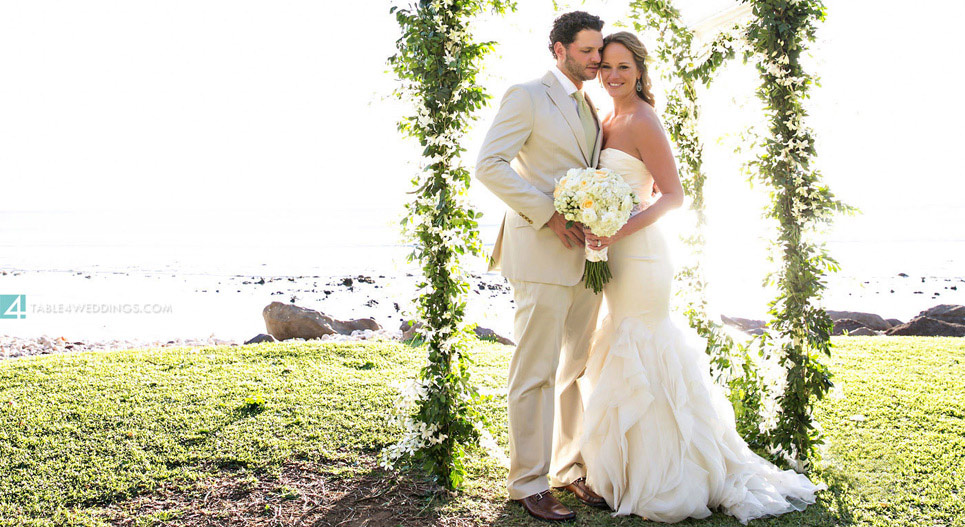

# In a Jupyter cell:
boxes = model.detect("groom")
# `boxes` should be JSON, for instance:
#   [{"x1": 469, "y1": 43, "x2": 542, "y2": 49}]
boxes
[{"x1": 475, "y1": 11, "x2": 608, "y2": 522}]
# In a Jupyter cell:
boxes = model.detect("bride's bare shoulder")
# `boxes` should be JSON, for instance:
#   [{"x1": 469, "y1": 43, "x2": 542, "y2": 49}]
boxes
[{"x1": 629, "y1": 102, "x2": 665, "y2": 136}]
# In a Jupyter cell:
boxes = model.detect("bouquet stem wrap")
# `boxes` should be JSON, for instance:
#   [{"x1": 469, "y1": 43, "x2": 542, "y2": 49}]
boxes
[{"x1": 583, "y1": 246, "x2": 611, "y2": 294}]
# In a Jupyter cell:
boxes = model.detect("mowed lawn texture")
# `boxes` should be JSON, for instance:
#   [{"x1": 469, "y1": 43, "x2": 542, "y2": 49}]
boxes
[{"x1": 0, "y1": 336, "x2": 962, "y2": 526}]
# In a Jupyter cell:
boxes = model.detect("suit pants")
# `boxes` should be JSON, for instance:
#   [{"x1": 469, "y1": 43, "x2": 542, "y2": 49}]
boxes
[{"x1": 506, "y1": 278, "x2": 603, "y2": 499}]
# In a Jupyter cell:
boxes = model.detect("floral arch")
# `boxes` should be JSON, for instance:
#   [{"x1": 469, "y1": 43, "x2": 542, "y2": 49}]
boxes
[{"x1": 382, "y1": 0, "x2": 846, "y2": 489}]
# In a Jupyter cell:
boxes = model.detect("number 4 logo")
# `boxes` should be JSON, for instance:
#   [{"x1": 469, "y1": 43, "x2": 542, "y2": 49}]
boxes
[{"x1": 0, "y1": 295, "x2": 27, "y2": 319}]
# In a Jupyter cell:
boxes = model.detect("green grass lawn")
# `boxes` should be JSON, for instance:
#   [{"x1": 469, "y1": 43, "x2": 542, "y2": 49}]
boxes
[{"x1": 0, "y1": 337, "x2": 962, "y2": 526}]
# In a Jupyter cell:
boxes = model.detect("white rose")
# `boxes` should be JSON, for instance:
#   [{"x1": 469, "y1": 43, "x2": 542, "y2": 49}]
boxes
[{"x1": 621, "y1": 195, "x2": 633, "y2": 211}]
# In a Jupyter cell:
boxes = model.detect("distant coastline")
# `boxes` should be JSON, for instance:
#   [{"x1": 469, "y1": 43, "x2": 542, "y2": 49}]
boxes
[{"x1": 1, "y1": 209, "x2": 962, "y2": 345}]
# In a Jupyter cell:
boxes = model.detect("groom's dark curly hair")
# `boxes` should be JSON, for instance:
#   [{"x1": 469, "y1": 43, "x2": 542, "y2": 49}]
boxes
[{"x1": 548, "y1": 11, "x2": 604, "y2": 58}]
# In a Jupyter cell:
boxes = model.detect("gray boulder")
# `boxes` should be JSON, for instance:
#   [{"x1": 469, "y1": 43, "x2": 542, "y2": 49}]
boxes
[
  {"x1": 244, "y1": 333, "x2": 278, "y2": 345},
  {"x1": 263, "y1": 302, "x2": 381, "y2": 341},
  {"x1": 399, "y1": 321, "x2": 516, "y2": 346},
  {"x1": 400, "y1": 320, "x2": 421, "y2": 342},
  {"x1": 885, "y1": 316, "x2": 965, "y2": 337},
  {"x1": 474, "y1": 326, "x2": 515, "y2": 346},
  {"x1": 832, "y1": 319, "x2": 868, "y2": 336},
  {"x1": 721, "y1": 315, "x2": 767, "y2": 332},
  {"x1": 826, "y1": 310, "x2": 892, "y2": 331},
  {"x1": 886, "y1": 318, "x2": 903, "y2": 327},
  {"x1": 337, "y1": 317, "x2": 382, "y2": 333},
  {"x1": 918, "y1": 305, "x2": 965, "y2": 325},
  {"x1": 847, "y1": 327, "x2": 878, "y2": 336}
]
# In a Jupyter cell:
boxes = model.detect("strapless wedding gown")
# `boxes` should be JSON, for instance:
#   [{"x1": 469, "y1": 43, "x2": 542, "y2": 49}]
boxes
[{"x1": 579, "y1": 148, "x2": 827, "y2": 524}]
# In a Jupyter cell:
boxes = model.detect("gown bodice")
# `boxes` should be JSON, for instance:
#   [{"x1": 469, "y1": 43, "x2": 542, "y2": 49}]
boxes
[{"x1": 599, "y1": 148, "x2": 654, "y2": 206}]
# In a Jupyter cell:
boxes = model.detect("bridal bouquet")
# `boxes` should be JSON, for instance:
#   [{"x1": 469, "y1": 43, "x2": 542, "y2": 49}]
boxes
[{"x1": 554, "y1": 167, "x2": 639, "y2": 293}]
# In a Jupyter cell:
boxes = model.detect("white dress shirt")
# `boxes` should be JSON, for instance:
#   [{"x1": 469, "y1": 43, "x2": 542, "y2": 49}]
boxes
[{"x1": 551, "y1": 66, "x2": 581, "y2": 112}]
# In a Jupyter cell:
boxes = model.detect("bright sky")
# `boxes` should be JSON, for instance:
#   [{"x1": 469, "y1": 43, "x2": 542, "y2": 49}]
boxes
[{"x1": 1, "y1": 0, "x2": 962, "y2": 246}]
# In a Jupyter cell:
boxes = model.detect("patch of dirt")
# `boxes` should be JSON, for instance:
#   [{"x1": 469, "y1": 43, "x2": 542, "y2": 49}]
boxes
[{"x1": 100, "y1": 457, "x2": 461, "y2": 526}]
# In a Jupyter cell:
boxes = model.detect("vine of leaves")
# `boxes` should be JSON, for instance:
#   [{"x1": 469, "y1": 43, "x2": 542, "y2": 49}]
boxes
[
  {"x1": 383, "y1": 0, "x2": 515, "y2": 490},
  {"x1": 633, "y1": 0, "x2": 851, "y2": 471}
]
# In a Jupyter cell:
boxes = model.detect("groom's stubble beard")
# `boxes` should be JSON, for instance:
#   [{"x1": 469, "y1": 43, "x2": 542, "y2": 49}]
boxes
[{"x1": 562, "y1": 52, "x2": 597, "y2": 82}]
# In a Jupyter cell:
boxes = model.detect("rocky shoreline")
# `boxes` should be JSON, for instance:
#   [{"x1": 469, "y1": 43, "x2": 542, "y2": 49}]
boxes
[
  {"x1": 6, "y1": 302, "x2": 963, "y2": 364},
  {"x1": 0, "y1": 334, "x2": 240, "y2": 361},
  {"x1": 3, "y1": 266, "x2": 963, "y2": 363},
  {"x1": 0, "y1": 328, "x2": 414, "y2": 362},
  {"x1": 721, "y1": 304, "x2": 965, "y2": 337}
]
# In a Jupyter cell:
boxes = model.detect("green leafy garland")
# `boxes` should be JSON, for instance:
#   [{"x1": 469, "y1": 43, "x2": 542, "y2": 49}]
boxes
[
  {"x1": 381, "y1": 0, "x2": 515, "y2": 489},
  {"x1": 741, "y1": 0, "x2": 851, "y2": 471},
  {"x1": 630, "y1": 0, "x2": 769, "y2": 451}
]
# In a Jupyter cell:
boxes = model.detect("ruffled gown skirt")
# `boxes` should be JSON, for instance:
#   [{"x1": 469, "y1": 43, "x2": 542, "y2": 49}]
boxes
[{"x1": 580, "y1": 221, "x2": 826, "y2": 524}]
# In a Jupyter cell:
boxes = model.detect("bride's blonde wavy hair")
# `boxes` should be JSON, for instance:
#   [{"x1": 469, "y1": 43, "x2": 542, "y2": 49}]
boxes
[{"x1": 602, "y1": 31, "x2": 655, "y2": 107}]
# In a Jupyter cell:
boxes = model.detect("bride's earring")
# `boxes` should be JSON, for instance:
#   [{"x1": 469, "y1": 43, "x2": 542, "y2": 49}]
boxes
[{"x1": 635, "y1": 78, "x2": 643, "y2": 93}]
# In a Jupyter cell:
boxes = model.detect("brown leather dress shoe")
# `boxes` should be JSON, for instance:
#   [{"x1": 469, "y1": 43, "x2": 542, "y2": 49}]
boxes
[
  {"x1": 554, "y1": 477, "x2": 609, "y2": 509},
  {"x1": 515, "y1": 490, "x2": 576, "y2": 522}
]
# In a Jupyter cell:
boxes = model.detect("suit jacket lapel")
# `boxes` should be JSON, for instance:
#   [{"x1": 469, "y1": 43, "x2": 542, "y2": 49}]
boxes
[
  {"x1": 584, "y1": 90, "x2": 604, "y2": 168},
  {"x1": 542, "y1": 71, "x2": 591, "y2": 166}
]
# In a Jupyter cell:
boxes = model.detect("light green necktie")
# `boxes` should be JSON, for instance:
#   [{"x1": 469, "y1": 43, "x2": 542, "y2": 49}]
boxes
[{"x1": 573, "y1": 90, "x2": 597, "y2": 156}]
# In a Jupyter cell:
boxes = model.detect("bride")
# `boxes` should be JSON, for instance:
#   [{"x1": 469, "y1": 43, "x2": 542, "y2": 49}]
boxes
[{"x1": 578, "y1": 31, "x2": 827, "y2": 524}]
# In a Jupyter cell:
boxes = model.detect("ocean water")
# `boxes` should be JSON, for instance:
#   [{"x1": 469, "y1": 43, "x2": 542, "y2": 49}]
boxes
[
  {"x1": 3, "y1": 207, "x2": 961, "y2": 273},
  {"x1": 0, "y1": 209, "x2": 414, "y2": 276},
  {"x1": 0, "y1": 208, "x2": 962, "y2": 342}
]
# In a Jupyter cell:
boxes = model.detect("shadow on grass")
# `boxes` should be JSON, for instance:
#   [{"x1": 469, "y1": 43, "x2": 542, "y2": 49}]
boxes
[
  {"x1": 82, "y1": 454, "x2": 856, "y2": 527},
  {"x1": 816, "y1": 464, "x2": 859, "y2": 526},
  {"x1": 99, "y1": 456, "x2": 454, "y2": 526},
  {"x1": 308, "y1": 467, "x2": 444, "y2": 527}
]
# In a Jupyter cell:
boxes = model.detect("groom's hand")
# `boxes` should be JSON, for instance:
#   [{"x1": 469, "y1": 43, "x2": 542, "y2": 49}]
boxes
[{"x1": 547, "y1": 212, "x2": 585, "y2": 249}]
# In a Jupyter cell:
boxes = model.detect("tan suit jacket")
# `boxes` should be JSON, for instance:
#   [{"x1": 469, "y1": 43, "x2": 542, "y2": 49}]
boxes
[{"x1": 476, "y1": 70, "x2": 603, "y2": 286}]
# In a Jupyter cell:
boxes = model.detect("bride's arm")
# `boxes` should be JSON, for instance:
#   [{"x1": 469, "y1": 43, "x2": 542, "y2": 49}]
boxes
[{"x1": 587, "y1": 110, "x2": 683, "y2": 248}]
